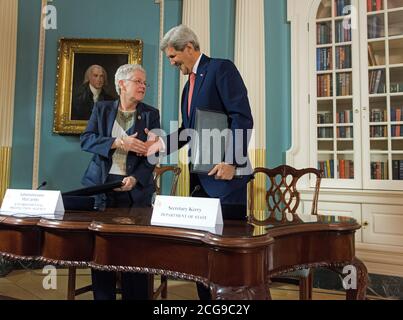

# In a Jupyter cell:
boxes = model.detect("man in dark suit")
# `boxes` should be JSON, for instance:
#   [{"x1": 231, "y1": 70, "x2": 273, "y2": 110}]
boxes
[
  {"x1": 72, "y1": 64, "x2": 114, "y2": 120},
  {"x1": 148, "y1": 24, "x2": 254, "y2": 300},
  {"x1": 81, "y1": 64, "x2": 160, "y2": 300}
]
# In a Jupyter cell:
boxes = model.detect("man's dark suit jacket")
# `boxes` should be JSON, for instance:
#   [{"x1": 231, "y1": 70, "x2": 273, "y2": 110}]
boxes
[
  {"x1": 167, "y1": 54, "x2": 254, "y2": 202},
  {"x1": 72, "y1": 83, "x2": 114, "y2": 120},
  {"x1": 80, "y1": 100, "x2": 160, "y2": 205}
]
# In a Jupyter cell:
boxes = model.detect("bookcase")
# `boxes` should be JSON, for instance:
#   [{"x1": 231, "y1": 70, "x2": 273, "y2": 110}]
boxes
[
  {"x1": 361, "y1": 0, "x2": 403, "y2": 190},
  {"x1": 314, "y1": 0, "x2": 360, "y2": 188},
  {"x1": 288, "y1": 0, "x2": 403, "y2": 277}
]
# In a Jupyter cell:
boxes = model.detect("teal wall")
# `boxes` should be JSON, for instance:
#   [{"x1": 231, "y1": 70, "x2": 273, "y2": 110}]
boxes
[
  {"x1": 11, "y1": 0, "x2": 41, "y2": 189},
  {"x1": 10, "y1": 0, "x2": 291, "y2": 193},
  {"x1": 210, "y1": 0, "x2": 235, "y2": 60},
  {"x1": 11, "y1": 0, "x2": 162, "y2": 191},
  {"x1": 265, "y1": 0, "x2": 291, "y2": 167}
]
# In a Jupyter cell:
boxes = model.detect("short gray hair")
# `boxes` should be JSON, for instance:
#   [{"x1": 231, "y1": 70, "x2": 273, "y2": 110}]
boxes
[
  {"x1": 114, "y1": 64, "x2": 146, "y2": 95},
  {"x1": 160, "y1": 24, "x2": 200, "y2": 52},
  {"x1": 84, "y1": 65, "x2": 108, "y2": 86}
]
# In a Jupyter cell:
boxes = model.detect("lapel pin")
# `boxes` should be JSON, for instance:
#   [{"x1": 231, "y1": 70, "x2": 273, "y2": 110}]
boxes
[{"x1": 138, "y1": 115, "x2": 142, "y2": 120}]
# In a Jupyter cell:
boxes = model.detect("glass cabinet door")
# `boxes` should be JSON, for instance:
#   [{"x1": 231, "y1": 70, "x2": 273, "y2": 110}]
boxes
[
  {"x1": 312, "y1": 0, "x2": 361, "y2": 188},
  {"x1": 362, "y1": 0, "x2": 403, "y2": 189}
]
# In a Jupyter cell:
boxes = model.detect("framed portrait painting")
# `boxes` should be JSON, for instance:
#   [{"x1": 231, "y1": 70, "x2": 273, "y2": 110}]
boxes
[{"x1": 53, "y1": 38, "x2": 143, "y2": 134}]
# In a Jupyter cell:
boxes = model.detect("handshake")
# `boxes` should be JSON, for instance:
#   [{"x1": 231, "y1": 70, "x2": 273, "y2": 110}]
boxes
[
  {"x1": 116, "y1": 128, "x2": 163, "y2": 157},
  {"x1": 115, "y1": 128, "x2": 236, "y2": 180}
]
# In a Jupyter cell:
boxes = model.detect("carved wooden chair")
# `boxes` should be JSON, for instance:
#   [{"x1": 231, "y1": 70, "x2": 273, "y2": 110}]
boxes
[
  {"x1": 66, "y1": 166, "x2": 181, "y2": 300},
  {"x1": 149, "y1": 165, "x2": 181, "y2": 299},
  {"x1": 248, "y1": 165, "x2": 322, "y2": 300}
]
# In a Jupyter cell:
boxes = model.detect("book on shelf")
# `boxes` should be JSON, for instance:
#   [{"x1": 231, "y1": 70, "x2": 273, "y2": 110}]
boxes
[
  {"x1": 317, "y1": 48, "x2": 332, "y2": 71},
  {"x1": 338, "y1": 159, "x2": 354, "y2": 179},
  {"x1": 391, "y1": 125, "x2": 402, "y2": 137},
  {"x1": 336, "y1": 110, "x2": 353, "y2": 123},
  {"x1": 369, "y1": 69, "x2": 385, "y2": 94},
  {"x1": 348, "y1": 160, "x2": 354, "y2": 179},
  {"x1": 374, "y1": 69, "x2": 382, "y2": 93},
  {"x1": 370, "y1": 108, "x2": 386, "y2": 122},
  {"x1": 340, "y1": 159, "x2": 345, "y2": 179},
  {"x1": 368, "y1": 15, "x2": 385, "y2": 39},
  {"x1": 390, "y1": 83, "x2": 403, "y2": 93},
  {"x1": 317, "y1": 22, "x2": 332, "y2": 45},
  {"x1": 391, "y1": 160, "x2": 403, "y2": 180},
  {"x1": 336, "y1": 126, "x2": 353, "y2": 138},
  {"x1": 317, "y1": 111, "x2": 333, "y2": 124},
  {"x1": 336, "y1": 0, "x2": 349, "y2": 16},
  {"x1": 336, "y1": 127, "x2": 354, "y2": 139},
  {"x1": 367, "y1": 0, "x2": 383, "y2": 12},
  {"x1": 370, "y1": 161, "x2": 388, "y2": 180},
  {"x1": 318, "y1": 127, "x2": 334, "y2": 138},
  {"x1": 368, "y1": 44, "x2": 377, "y2": 66},
  {"x1": 391, "y1": 107, "x2": 402, "y2": 122},
  {"x1": 317, "y1": 74, "x2": 333, "y2": 97},
  {"x1": 375, "y1": 0, "x2": 382, "y2": 11},
  {"x1": 318, "y1": 159, "x2": 334, "y2": 178},
  {"x1": 336, "y1": 20, "x2": 351, "y2": 42},
  {"x1": 336, "y1": 46, "x2": 351, "y2": 69},
  {"x1": 336, "y1": 73, "x2": 352, "y2": 96},
  {"x1": 370, "y1": 125, "x2": 387, "y2": 137}
]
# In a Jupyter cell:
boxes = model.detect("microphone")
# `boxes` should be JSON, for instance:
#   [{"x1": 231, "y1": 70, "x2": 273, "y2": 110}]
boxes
[
  {"x1": 190, "y1": 185, "x2": 201, "y2": 197},
  {"x1": 36, "y1": 181, "x2": 47, "y2": 190}
]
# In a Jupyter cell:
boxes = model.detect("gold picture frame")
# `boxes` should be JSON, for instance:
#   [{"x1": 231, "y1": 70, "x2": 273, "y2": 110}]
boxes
[{"x1": 53, "y1": 38, "x2": 143, "y2": 134}]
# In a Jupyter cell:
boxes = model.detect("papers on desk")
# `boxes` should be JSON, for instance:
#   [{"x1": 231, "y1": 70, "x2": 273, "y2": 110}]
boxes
[
  {"x1": 151, "y1": 222, "x2": 224, "y2": 235},
  {"x1": 0, "y1": 189, "x2": 65, "y2": 219},
  {"x1": 151, "y1": 195, "x2": 223, "y2": 233}
]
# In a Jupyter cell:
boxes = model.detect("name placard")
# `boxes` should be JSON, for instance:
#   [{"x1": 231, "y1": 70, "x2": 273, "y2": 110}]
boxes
[
  {"x1": 0, "y1": 189, "x2": 65, "y2": 219},
  {"x1": 151, "y1": 195, "x2": 223, "y2": 233}
]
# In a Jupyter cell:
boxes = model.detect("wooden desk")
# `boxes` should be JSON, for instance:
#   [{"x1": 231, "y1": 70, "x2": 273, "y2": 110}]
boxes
[{"x1": 0, "y1": 209, "x2": 367, "y2": 300}]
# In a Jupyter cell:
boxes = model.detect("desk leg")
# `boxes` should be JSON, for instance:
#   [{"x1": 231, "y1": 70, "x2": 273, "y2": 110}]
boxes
[
  {"x1": 210, "y1": 282, "x2": 271, "y2": 300},
  {"x1": 346, "y1": 257, "x2": 368, "y2": 300}
]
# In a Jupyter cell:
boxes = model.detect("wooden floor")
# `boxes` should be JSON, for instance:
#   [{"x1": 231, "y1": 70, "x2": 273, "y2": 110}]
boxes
[{"x1": 0, "y1": 268, "x2": 375, "y2": 300}]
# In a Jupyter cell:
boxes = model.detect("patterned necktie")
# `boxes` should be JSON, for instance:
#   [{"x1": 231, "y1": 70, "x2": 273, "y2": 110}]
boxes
[{"x1": 187, "y1": 72, "x2": 196, "y2": 116}]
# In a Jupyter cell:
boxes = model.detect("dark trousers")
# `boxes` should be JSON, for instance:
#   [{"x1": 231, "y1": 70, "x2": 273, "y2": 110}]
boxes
[
  {"x1": 91, "y1": 270, "x2": 149, "y2": 300},
  {"x1": 190, "y1": 173, "x2": 247, "y2": 300},
  {"x1": 92, "y1": 174, "x2": 150, "y2": 300}
]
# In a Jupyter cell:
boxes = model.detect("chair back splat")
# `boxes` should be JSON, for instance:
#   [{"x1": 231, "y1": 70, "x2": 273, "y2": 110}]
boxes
[{"x1": 249, "y1": 165, "x2": 322, "y2": 224}]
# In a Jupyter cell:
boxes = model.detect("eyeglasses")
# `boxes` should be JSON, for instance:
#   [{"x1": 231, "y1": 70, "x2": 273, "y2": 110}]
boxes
[{"x1": 124, "y1": 79, "x2": 150, "y2": 88}]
